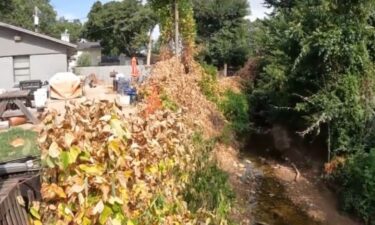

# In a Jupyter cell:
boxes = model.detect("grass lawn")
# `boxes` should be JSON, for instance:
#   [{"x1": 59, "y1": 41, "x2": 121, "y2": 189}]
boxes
[{"x1": 0, "y1": 128, "x2": 40, "y2": 163}]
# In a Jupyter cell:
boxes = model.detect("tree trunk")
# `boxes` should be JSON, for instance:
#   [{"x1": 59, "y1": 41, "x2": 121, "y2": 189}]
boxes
[
  {"x1": 147, "y1": 27, "x2": 154, "y2": 67},
  {"x1": 174, "y1": 0, "x2": 179, "y2": 57},
  {"x1": 327, "y1": 122, "x2": 331, "y2": 162},
  {"x1": 223, "y1": 63, "x2": 228, "y2": 76}
]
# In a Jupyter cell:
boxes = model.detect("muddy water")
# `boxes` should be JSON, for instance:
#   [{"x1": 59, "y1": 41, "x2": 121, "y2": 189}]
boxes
[
  {"x1": 244, "y1": 153, "x2": 321, "y2": 225},
  {"x1": 243, "y1": 128, "x2": 324, "y2": 225}
]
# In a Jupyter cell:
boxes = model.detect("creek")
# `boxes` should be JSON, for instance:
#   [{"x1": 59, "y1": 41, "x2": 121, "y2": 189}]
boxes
[
  {"x1": 240, "y1": 126, "x2": 350, "y2": 225},
  {"x1": 243, "y1": 151, "x2": 321, "y2": 225}
]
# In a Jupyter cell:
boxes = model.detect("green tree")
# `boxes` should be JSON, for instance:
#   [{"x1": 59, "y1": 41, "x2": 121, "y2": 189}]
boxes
[
  {"x1": 193, "y1": 0, "x2": 251, "y2": 74},
  {"x1": 83, "y1": 0, "x2": 156, "y2": 56},
  {"x1": 51, "y1": 17, "x2": 83, "y2": 43},
  {"x1": 0, "y1": 0, "x2": 57, "y2": 35},
  {"x1": 0, "y1": 1, "x2": 13, "y2": 15},
  {"x1": 77, "y1": 53, "x2": 92, "y2": 67},
  {"x1": 248, "y1": 1, "x2": 375, "y2": 222},
  {"x1": 250, "y1": 0, "x2": 375, "y2": 155}
]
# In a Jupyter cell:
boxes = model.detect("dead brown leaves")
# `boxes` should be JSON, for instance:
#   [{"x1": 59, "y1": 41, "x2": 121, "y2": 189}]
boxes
[
  {"x1": 36, "y1": 100, "x2": 202, "y2": 225},
  {"x1": 140, "y1": 57, "x2": 225, "y2": 138}
]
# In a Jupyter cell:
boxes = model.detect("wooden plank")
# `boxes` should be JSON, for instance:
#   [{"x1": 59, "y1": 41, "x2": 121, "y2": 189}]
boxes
[
  {"x1": 8, "y1": 190, "x2": 23, "y2": 225},
  {"x1": 4, "y1": 201, "x2": 12, "y2": 225},
  {"x1": 2, "y1": 109, "x2": 37, "y2": 119},
  {"x1": 0, "y1": 91, "x2": 30, "y2": 100},
  {"x1": 0, "y1": 101, "x2": 8, "y2": 117},
  {"x1": 5, "y1": 195, "x2": 18, "y2": 225},
  {"x1": 16, "y1": 184, "x2": 29, "y2": 224},
  {"x1": 13, "y1": 100, "x2": 39, "y2": 125},
  {"x1": 0, "y1": 200, "x2": 6, "y2": 225}
]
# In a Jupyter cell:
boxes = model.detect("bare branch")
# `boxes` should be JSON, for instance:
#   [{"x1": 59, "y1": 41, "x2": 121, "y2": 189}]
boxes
[
  {"x1": 297, "y1": 113, "x2": 327, "y2": 137},
  {"x1": 292, "y1": 93, "x2": 314, "y2": 104},
  {"x1": 271, "y1": 105, "x2": 295, "y2": 111}
]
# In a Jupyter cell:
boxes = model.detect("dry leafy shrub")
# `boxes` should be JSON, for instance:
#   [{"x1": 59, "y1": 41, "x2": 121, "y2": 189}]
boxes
[
  {"x1": 324, "y1": 156, "x2": 346, "y2": 175},
  {"x1": 143, "y1": 84, "x2": 162, "y2": 117},
  {"x1": 217, "y1": 76, "x2": 245, "y2": 95},
  {"x1": 234, "y1": 58, "x2": 260, "y2": 81},
  {"x1": 143, "y1": 57, "x2": 225, "y2": 138},
  {"x1": 34, "y1": 100, "x2": 216, "y2": 225}
]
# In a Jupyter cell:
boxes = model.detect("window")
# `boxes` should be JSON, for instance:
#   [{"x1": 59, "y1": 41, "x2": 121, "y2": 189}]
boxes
[{"x1": 13, "y1": 56, "x2": 30, "y2": 83}]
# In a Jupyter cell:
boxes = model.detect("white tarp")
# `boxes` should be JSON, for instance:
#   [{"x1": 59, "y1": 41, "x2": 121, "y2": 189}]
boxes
[{"x1": 49, "y1": 72, "x2": 83, "y2": 100}]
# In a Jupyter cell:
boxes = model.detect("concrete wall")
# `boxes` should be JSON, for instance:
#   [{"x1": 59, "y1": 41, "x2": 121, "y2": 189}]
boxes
[
  {"x1": 74, "y1": 65, "x2": 150, "y2": 84},
  {"x1": 30, "y1": 54, "x2": 67, "y2": 82},
  {"x1": 0, "y1": 27, "x2": 68, "y2": 57},
  {"x1": 0, "y1": 57, "x2": 14, "y2": 89}
]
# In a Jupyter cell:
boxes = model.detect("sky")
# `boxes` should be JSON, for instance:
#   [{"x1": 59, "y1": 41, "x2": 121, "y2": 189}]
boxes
[
  {"x1": 50, "y1": 0, "x2": 271, "y2": 22},
  {"x1": 248, "y1": 0, "x2": 272, "y2": 21},
  {"x1": 50, "y1": 0, "x2": 270, "y2": 40}
]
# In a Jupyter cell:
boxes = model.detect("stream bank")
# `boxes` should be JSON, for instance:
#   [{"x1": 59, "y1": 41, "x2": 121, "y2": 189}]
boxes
[{"x1": 215, "y1": 126, "x2": 361, "y2": 225}]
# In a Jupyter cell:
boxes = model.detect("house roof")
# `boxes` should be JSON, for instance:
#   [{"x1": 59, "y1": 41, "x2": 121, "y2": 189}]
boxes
[
  {"x1": 77, "y1": 41, "x2": 101, "y2": 50},
  {"x1": 0, "y1": 22, "x2": 77, "y2": 49}
]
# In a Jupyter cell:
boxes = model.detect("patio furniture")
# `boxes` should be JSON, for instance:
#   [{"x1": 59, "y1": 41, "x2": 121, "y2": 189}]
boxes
[
  {"x1": 0, "y1": 90, "x2": 39, "y2": 124},
  {"x1": 19, "y1": 80, "x2": 42, "y2": 107}
]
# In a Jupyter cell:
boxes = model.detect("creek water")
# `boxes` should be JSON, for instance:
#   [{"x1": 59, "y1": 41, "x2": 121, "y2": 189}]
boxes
[
  {"x1": 244, "y1": 153, "x2": 321, "y2": 225},
  {"x1": 242, "y1": 128, "x2": 325, "y2": 225}
]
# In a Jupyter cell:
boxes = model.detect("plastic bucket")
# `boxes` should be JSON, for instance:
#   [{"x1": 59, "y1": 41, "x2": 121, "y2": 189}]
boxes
[
  {"x1": 34, "y1": 88, "x2": 48, "y2": 108},
  {"x1": 118, "y1": 95, "x2": 131, "y2": 106}
]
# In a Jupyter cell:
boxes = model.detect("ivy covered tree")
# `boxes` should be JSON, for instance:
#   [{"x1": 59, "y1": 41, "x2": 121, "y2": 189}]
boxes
[{"x1": 149, "y1": 0, "x2": 196, "y2": 69}]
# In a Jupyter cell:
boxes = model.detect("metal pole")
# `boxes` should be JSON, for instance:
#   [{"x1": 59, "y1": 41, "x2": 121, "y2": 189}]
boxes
[{"x1": 174, "y1": 0, "x2": 179, "y2": 56}]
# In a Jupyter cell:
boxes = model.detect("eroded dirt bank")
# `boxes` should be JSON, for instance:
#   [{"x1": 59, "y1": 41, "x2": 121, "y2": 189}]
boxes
[{"x1": 214, "y1": 124, "x2": 361, "y2": 225}]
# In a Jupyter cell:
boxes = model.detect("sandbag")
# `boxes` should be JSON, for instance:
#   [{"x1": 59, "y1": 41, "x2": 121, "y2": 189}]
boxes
[{"x1": 49, "y1": 72, "x2": 83, "y2": 100}]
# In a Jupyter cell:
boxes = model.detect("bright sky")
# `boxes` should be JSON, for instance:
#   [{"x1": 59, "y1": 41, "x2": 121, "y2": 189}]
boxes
[
  {"x1": 50, "y1": 0, "x2": 270, "y2": 40},
  {"x1": 50, "y1": 0, "x2": 271, "y2": 22},
  {"x1": 248, "y1": 0, "x2": 272, "y2": 21}
]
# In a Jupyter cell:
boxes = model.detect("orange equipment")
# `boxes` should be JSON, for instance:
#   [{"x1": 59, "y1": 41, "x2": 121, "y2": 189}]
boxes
[{"x1": 131, "y1": 57, "x2": 140, "y2": 77}]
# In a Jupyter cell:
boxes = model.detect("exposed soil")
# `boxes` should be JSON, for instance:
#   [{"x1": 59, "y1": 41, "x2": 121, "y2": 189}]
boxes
[
  {"x1": 215, "y1": 143, "x2": 254, "y2": 225},
  {"x1": 241, "y1": 125, "x2": 362, "y2": 225}
]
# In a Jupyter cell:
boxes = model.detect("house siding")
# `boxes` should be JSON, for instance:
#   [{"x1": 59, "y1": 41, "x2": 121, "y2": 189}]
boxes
[
  {"x1": 0, "y1": 27, "x2": 67, "y2": 57},
  {"x1": 0, "y1": 57, "x2": 14, "y2": 89},
  {"x1": 0, "y1": 26, "x2": 75, "y2": 89},
  {"x1": 30, "y1": 54, "x2": 67, "y2": 82}
]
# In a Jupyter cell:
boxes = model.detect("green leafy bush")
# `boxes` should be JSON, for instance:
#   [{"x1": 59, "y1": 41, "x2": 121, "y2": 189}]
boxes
[
  {"x1": 219, "y1": 90, "x2": 250, "y2": 136},
  {"x1": 184, "y1": 165, "x2": 234, "y2": 217},
  {"x1": 77, "y1": 53, "x2": 92, "y2": 67},
  {"x1": 336, "y1": 150, "x2": 375, "y2": 224},
  {"x1": 198, "y1": 63, "x2": 219, "y2": 102},
  {"x1": 184, "y1": 133, "x2": 234, "y2": 222},
  {"x1": 160, "y1": 91, "x2": 179, "y2": 112}
]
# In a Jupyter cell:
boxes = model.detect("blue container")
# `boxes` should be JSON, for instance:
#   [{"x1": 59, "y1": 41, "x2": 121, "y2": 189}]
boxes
[
  {"x1": 125, "y1": 87, "x2": 137, "y2": 104},
  {"x1": 117, "y1": 78, "x2": 130, "y2": 95}
]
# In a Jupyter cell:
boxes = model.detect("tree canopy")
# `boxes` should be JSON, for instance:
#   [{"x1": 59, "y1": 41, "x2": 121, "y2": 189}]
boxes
[
  {"x1": 193, "y1": 0, "x2": 251, "y2": 69},
  {"x1": 248, "y1": 1, "x2": 375, "y2": 222},
  {"x1": 51, "y1": 17, "x2": 83, "y2": 43},
  {"x1": 0, "y1": 0, "x2": 57, "y2": 35},
  {"x1": 83, "y1": 0, "x2": 156, "y2": 56},
  {"x1": 0, "y1": 0, "x2": 84, "y2": 43}
]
